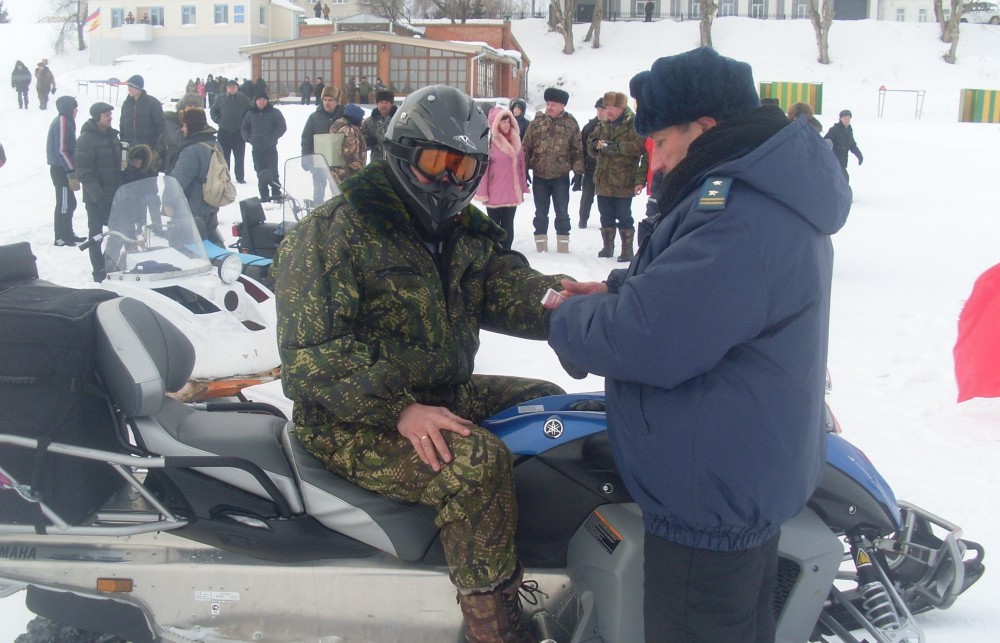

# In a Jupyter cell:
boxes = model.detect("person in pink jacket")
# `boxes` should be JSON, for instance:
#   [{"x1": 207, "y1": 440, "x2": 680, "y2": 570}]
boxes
[{"x1": 475, "y1": 105, "x2": 528, "y2": 250}]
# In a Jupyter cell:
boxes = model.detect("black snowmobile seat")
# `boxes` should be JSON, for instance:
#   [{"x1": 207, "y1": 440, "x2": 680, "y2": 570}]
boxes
[{"x1": 94, "y1": 297, "x2": 304, "y2": 514}]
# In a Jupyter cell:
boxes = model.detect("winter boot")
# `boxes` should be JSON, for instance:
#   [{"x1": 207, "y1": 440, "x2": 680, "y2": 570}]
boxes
[
  {"x1": 598, "y1": 227, "x2": 616, "y2": 258},
  {"x1": 617, "y1": 228, "x2": 635, "y2": 263},
  {"x1": 578, "y1": 216, "x2": 588, "y2": 229},
  {"x1": 556, "y1": 234, "x2": 570, "y2": 253},
  {"x1": 457, "y1": 565, "x2": 536, "y2": 643},
  {"x1": 534, "y1": 234, "x2": 548, "y2": 253}
]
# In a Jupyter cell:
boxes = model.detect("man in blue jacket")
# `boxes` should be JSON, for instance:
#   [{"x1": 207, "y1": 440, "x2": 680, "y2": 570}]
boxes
[{"x1": 547, "y1": 47, "x2": 851, "y2": 641}]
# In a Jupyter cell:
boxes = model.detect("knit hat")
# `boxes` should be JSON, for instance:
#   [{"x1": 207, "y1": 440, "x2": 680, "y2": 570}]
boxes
[
  {"x1": 543, "y1": 87, "x2": 569, "y2": 106},
  {"x1": 180, "y1": 107, "x2": 208, "y2": 134},
  {"x1": 343, "y1": 103, "x2": 365, "y2": 126},
  {"x1": 839, "y1": 109, "x2": 853, "y2": 118},
  {"x1": 89, "y1": 102, "x2": 114, "y2": 119},
  {"x1": 603, "y1": 91, "x2": 627, "y2": 109},
  {"x1": 321, "y1": 85, "x2": 341, "y2": 102},
  {"x1": 375, "y1": 89, "x2": 394, "y2": 104},
  {"x1": 255, "y1": 91, "x2": 269, "y2": 101},
  {"x1": 126, "y1": 74, "x2": 145, "y2": 90},
  {"x1": 629, "y1": 47, "x2": 759, "y2": 136},
  {"x1": 227, "y1": 79, "x2": 239, "y2": 87},
  {"x1": 594, "y1": 97, "x2": 605, "y2": 109}
]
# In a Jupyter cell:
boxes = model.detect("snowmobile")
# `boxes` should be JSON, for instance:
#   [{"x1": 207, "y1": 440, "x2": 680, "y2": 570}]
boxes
[
  {"x1": 228, "y1": 154, "x2": 337, "y2": 287},
  {"x1": 78, "y1": 174, "x2": 282, "y2": 401},
  {"x1": 0, "y1": 265, "x2": 985, "y2": 642}
]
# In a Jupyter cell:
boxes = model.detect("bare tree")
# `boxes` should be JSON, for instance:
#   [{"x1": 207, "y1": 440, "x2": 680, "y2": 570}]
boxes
[
  {"x1": 49, "y1": 0, "x2": 87, "y2": 52},
  {"x1": 548, "y1": 0, "x2": 575, "y2": 54},
  {"x1": 428, "y1": 0, "x2": 484, "y2": 23},
  {"x1": 699, "y1": 0, "x2": 717, "y2": 48},
  {"x1": 0, "y1": 1, "x2": 11, "y2": 24},
  {"x1": 584, "y1": 0, "x2": 601, "y2": 49},
  {"x1": 807, "y1": 0, "x2": 834, "y2": 64},
  {"x1": 359, "y1": 0, "x2": 411, "y2": 21},
  {"x1": 941, "y1": 0, "x2": 964, "y2": 62}
]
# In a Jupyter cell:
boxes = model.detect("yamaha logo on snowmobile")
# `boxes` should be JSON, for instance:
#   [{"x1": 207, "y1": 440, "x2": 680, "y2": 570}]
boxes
[
  {"x1": 543, "y1": 416, "x2": 564, "y2": 439},
  {"x1": 453, "y1": 134, "x2": 477, "y2": 152}
]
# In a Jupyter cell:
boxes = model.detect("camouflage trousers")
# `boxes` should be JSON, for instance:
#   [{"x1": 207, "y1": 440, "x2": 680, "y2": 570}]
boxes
[{"x1": 301, "y1": 374, "x2": 564, "y2": 591}]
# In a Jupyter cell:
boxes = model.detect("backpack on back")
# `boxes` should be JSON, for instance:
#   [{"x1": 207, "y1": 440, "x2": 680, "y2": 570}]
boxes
[{"x1": 199, "y1": 142, "x2": 237, "y2": 208}]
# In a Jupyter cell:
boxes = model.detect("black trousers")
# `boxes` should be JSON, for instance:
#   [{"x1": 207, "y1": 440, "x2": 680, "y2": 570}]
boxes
[
  {"x1": 218, "y1": 129, "x2": 246, "y2": 182},
  {"x1": 251, "y1": 146, "x2": 280, "y2": 201},
  {"x1": 49, "y1": 165, "x2": 77, "y2": 240},
  {"x1": 644, "y1": 532, "x2": 779, "y2": 643},
  {"x1": 487, "y1": 206, "x2": 516, "y2": 251},
  {"x1": 579, "y1": 172, "x2": 596, "y2": 222}
]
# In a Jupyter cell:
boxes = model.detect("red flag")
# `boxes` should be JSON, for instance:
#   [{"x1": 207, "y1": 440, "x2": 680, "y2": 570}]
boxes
[{"x1": 954, "y1": 262, "x2": 1000, "y2": 402}]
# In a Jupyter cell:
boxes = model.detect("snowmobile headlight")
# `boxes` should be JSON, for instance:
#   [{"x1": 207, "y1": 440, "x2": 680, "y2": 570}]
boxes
[{"x1": 214, "y1": 253, "x2": 243, "y2": 284}]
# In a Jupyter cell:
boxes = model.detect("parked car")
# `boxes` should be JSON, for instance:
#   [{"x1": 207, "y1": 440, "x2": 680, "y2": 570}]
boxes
[{"x1": 961, "y1": 2, "x2": 1000, "y2": 23}]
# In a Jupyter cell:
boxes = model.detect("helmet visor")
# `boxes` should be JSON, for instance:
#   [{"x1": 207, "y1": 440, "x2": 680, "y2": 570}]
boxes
[{"x1": 386, "y1": 140, "x2": 484, "y2": 184}]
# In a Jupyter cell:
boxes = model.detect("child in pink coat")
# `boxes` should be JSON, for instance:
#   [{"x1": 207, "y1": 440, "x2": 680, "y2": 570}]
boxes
[{"x1": 475, "y1": 105, "x2": 528, "y2": 250}]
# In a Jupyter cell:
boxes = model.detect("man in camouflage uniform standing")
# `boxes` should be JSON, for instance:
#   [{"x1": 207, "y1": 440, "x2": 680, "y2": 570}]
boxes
[
  {"x1": 522, "y1": 87, "x2": 584, "y2": 254},
  {"x1": 272, "y1": 85, "x2": 568, "y2": 643},
  {"x1": 588, "y1": 91, "x2": 648, "y2": 262}
]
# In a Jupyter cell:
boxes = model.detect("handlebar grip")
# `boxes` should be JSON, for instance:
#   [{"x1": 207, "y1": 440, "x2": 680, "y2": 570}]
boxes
[{"x1": 78, "y1": 234, "x2": 101, "y2": 251}]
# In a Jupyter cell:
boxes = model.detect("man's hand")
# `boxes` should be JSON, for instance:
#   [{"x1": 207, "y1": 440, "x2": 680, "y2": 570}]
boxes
[
  {"x1": 398, "y1": 403, "x2": 473, "y2": 472},
  {"x1": 571, "y1": 173, "x2": 583, "y2": 192},
  {"x1": 855, "y1": 152, "x2": 864, "y2": 165},
  {"x1": 559, "y1": 278, "x2": 608, "y2": 297},
  {"x1": 634, "y1": 184, "x2": 644, "y2": 197}
]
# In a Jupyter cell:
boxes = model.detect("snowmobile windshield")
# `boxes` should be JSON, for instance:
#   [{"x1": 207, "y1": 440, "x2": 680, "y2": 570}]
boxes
[
  {"x1": 104, "y1": 175, "x2": 212, "y2": 280},
  {"x1": 281, "y1": 153, "x2": 342, "y2": 225}
]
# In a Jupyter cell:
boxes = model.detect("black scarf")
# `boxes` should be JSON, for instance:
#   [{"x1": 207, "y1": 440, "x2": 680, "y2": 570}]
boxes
[{"x1": 655, "y1": 105, "x2": 790, "y2": 216}]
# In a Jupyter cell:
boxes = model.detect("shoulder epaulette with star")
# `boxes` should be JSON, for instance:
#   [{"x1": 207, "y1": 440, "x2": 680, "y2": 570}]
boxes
[{"x1": 697, "y1": 177, "x2": 733, "y2": 211}]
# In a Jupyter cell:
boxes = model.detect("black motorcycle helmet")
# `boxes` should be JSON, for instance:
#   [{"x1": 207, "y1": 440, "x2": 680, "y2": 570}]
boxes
[{"x1": 383, "y1": 85, "x2": 489, "y2": 237}]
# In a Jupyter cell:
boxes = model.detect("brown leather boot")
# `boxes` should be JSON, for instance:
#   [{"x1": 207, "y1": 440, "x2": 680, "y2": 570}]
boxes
[
  {"x1": 617, "y1": 228, "x2": 634, "y2": 263},
  {"x1": 457, "y1": 565, "x2": 536, "y2": 643},
  {"x1": 598, "y1": 227, "x2": 615, "y2": 258}
]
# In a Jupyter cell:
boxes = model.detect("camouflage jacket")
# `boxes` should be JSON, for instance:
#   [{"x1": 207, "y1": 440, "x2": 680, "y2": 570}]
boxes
[
  {"x1": 587, "y1": 108, "x2": 648, "y2": 198},
  {"x1": 329, "y1": 118, "x2": 367, "y2": 185},
  {"x1": 272, "y1": 162, "x2": 567, "y2": 437},
  {"x1": 522, "y1": 111, "x2": 585, "y2": 180}
]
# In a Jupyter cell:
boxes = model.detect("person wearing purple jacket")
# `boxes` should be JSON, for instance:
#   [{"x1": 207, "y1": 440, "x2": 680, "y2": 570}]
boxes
[{"x1": 474, "y1": 106, "x2": 528, "y2": 250}]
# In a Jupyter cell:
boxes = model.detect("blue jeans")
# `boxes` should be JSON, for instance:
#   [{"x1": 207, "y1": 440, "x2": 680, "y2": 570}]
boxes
[
  {"x1": 597, "y1": 195, "x2": 634, "y2": 229},
  {"x1": 532, "y1": 175, "x2": 571, "y2": 235}
]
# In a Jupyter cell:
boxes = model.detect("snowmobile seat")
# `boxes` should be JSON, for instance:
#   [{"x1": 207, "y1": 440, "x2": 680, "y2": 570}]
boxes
[
  {"x1": 94, "y1": 297, "x2": 304, "y2": 514},
  {"x1": 281, "y1": 424, "x2": 440, "y2": 562}
]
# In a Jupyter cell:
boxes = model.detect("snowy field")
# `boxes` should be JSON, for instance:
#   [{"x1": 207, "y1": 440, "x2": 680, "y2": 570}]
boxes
[{"x1": 2, "y1": 3, "x2": 1000, "y2": 641}]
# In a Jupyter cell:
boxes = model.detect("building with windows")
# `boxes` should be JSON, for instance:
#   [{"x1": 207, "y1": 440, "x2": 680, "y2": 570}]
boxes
[
  {"x1": 575, "y1": 0, "x2": 943, "y2": 22},
  {"x1": 240, "y1": 16, "x2": 529, "y2": 101},
  {"x1": 84, "y1": 1, "x2": 311, "y2": 65}
]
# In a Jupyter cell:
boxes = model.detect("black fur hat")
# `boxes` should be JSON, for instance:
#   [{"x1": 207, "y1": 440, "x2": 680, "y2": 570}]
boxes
[
  {"x1": 543, "y1": 87, "x2": 569, "y2": 106},
  {"x1": 629, "y1": 47, "x2": 759, "y2": 136},
  {"x1": 375, "y1": 89, "x2": 394, "y2": 104}
]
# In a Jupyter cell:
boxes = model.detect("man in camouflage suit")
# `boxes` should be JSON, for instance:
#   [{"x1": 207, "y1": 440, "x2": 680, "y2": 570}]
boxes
[
  {"x1": 521, "y1": 87, "x2": 584, "y2": 254},
  {"x1": 272, "y1": 85, "x2": 569, "y2": 643},
  {"x1": 588, "y1": 91, "x2": 648, "y2": 262}
]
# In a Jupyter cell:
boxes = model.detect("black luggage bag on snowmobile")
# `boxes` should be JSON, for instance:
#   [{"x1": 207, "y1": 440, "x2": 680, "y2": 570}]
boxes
[{"x1": 0, "y1": 243, "x2": 121, "y2": 526}]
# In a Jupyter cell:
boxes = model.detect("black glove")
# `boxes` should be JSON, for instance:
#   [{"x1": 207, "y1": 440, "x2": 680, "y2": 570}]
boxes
[
  {"x1": 856, "y1": 152, "x2": 864, "y2": 165},
  {"x1": 51, "y1": 87, "x2": 56, "y2": 94},
  {"x1": 571, "y1": 173, "x2": 583, "y2": 192}
]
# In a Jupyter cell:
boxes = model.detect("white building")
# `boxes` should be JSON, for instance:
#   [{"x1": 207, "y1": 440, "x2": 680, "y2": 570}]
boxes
[
  {"x1": 578, "y1": 0, "x2": 945, "y2": 22},
  {"x1": 85, "y1": 0, "x2": 367, "y2": 65}
]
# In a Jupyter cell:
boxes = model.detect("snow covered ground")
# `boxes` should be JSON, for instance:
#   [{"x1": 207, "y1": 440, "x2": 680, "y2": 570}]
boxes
[{"x1": 2, "y1": 3, "x2": 1000, "y2": 640}]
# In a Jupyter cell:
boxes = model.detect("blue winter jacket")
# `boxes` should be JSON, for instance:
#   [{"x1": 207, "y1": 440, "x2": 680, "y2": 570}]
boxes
[
  {"x1": 46, "y1": 95, "x2": 77, "y2": 172},
  {"x1": 548, "y1": 117, "x2": 851, "y2": 551}
]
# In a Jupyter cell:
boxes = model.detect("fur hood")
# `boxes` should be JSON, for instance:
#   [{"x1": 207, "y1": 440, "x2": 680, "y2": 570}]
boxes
[{"x1": 487, "y1": 106, "x2": 520, "y2": 158}]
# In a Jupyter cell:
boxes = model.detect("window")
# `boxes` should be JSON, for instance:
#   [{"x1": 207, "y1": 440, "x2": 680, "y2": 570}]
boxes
[
  {"x1": 689, "y1": 0, "x2": 701, "y2": 18},
  {"x1": 343, "y1": 43, "x2": 379, "y2": 98},
  {"x1": 390, "y1": 44, "x2": 468, "y2": 95},
  {"x1": 181, "y1": 5, "x2": 196, "y2": 25},
  {"x1": 919, "y1": 8, "x2": 928, "y2": 21},
  {"x1": 148, "y1": 7, "x2": 165, "y2": 26},
  {"x1": 259, "y1": 6, "x2": 266, "y2": 25},
  {"x1": 234, "y1": 5, "x2": 245, "y2": 24},
  {"x1": 750, "y1": 0, "x2": 766, "y2": 18},
  {"x1": 719, "y1": 0, "x2": 738, "y2": 17},
  {"x1": 259, "y1": 45, "x2": 333, "y2": 98},
  {"x1": 896, "y1": 7, "x2": 906, "y2": 21},
  {"x1": 214, "y1": 4, "x2": 229, "y2": 24},
  {"x1": 477, "y1": 59, "x2": 499, "y2": 98},
  {"x1": 793, "y1": 0, "x2": 811, "y2": 18},
  {"x1": 111, "y1": 8, "x2": 124, "y2": 28}
]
